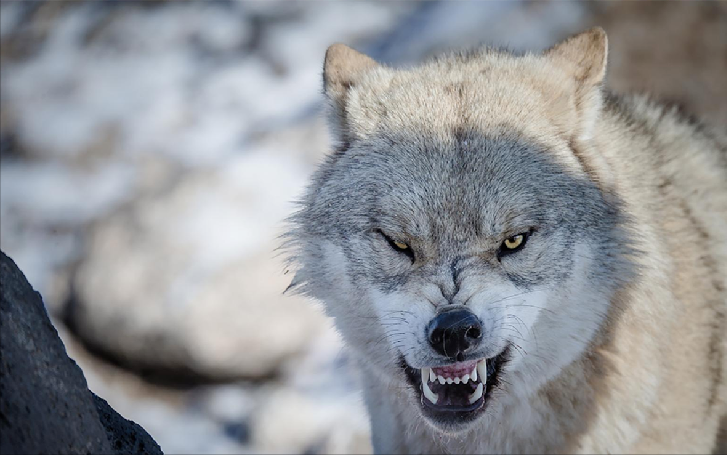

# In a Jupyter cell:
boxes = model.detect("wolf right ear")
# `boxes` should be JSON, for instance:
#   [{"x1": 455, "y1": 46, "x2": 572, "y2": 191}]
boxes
[{"x1": 322, "y1": 44, "x2": 380, "y2": 145}]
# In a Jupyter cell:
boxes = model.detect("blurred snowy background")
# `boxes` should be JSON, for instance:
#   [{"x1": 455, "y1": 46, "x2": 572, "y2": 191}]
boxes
[{"x1": 1, "y1": 1, "x2": 725, "y2": 453}]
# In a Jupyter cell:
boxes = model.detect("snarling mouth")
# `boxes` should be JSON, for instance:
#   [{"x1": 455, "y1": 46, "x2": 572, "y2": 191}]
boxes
[{"x1": 403, "y1": 346, "x2": 510, "y2": 425}]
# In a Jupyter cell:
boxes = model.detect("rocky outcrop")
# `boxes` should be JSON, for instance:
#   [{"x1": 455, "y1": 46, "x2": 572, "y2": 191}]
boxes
[{"x1": 0, "y1": 251, "x2": 162, "y2": 454}]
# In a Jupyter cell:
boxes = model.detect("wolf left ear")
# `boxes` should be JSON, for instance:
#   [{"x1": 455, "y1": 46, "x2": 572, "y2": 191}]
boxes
[
  {"x1": 322, "y1": 44, "x2": 380, "y2": 146},
  {"x1": 545, "y1": 28, "x2": 615, "y2": 189},
  {"x1": 545, "y1": 27, "x2": 608, "y2": 86},
  {"x1": 544, "y1": 28, "x2": 608, "y2": 144}
]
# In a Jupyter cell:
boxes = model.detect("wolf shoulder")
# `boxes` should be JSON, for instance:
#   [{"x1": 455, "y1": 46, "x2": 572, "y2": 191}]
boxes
[{"x1": 602, "y1": 91, "x2": 727, "y2": 180}]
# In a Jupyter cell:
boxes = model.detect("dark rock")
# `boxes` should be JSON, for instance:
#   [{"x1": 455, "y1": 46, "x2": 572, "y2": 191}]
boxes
[
  {"x1": 93, "y1": 394, "x2": 163, "y2": 455},
  {"x1": 0, "y1": 251, "x2": 109, "y2": 454},
  {"x1": 0, "y1": 251, "x2": 162, "y2": 454}
]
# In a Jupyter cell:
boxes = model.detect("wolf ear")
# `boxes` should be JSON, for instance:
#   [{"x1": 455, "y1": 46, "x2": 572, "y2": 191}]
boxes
[
  {"x1": 545, "y1": 28, "x2": 608, "y2": 143},
  {"x1": 545, "y1": 27, "x2": 608, "y2": 86},
  {"x1": 323, "y1": 44, "x2": 380, "y2": 145}
]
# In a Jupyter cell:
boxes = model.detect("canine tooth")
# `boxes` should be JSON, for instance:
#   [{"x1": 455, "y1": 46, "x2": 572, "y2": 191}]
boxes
[
  {"x1": 438, "y1": 375, "x2": 445, "y2": 385},
  {"x1": 477, "y1": 360, "x2": 488, "y2": 385},
  {"x1": 462, "y1": 374, "x2": 470, "y2": 384},
  {"x1": 454, "y1": 377, "x2": 460, "y2": 384},
  {"x1": 422, "y1": 378, "x2": 438, "y2": 404},
  {"x1": 446, "y1": 377, "x2": 453, "y2": 384},
  {"x1": 468, "y1": 382, "x2": 484, "y2": 404},
  {"x1": 421, "y1": 368, "x2": 429, "y2": 385},
  {"x1": 429, "y1": 369, "x2": 436, "y2": 383},
  {"x1": 471, "y1": 365, "x2": 477, "y2": 382}
]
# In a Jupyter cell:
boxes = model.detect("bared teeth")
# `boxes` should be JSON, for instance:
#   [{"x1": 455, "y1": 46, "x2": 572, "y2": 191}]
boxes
[
  {"x1": 423, "y1": 381, "x2": 438, "y2": 404},
  {"x1": 420, "y1": 368, "x2": 438, "y2": 404},
  {"x1": 468, "y1": 382, "x2": 484, "y2": 404},
  {"x1": 420, "y1": 360, "x2": 488, "y2": 405},
  {"x1": 477, "y1": 360, "x2": 488, "y2": 386}
]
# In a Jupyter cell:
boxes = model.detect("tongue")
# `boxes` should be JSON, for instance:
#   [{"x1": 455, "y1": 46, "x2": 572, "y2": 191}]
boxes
[{"x1": 432, "y1": 360, "x2": 477, "y2": 379}]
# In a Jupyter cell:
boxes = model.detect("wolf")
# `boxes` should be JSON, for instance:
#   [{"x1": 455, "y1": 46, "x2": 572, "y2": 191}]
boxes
[{"x1": 286, "y1": 28, "x2": 727, "y2": 453}]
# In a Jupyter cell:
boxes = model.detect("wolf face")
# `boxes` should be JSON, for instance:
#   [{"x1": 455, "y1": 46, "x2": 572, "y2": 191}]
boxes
[{"x1": 288, "y1": 29, "x2": 637, "y2": 433}]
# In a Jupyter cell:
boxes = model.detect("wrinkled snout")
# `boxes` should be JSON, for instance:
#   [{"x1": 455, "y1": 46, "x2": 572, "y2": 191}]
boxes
[{"x1": 427, "y1": 307, "x2": 482, "y2": 361}]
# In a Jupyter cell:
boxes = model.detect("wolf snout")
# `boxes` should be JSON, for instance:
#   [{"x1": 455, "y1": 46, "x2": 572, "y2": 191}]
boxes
[{"x1": 427, "y1": 307, "x2": 482, "y2": 361}]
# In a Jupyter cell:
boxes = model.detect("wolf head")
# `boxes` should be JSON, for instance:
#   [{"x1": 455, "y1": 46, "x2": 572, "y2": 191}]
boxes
[{"x1": 287, "y1": 28, "x2": 637, "y2": 432}]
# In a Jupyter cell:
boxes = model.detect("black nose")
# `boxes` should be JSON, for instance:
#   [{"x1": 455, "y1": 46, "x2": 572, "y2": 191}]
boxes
[{"x1": 427, "y1": 307, "x2": 482, "y2": 361}]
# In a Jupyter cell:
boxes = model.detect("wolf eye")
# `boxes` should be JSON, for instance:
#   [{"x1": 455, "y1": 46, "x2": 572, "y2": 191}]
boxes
[
  {"x1": 504, "y1": 234, "x2": 524, "y2": 250},
  {"x1": 498, "y1": 232, "x2": 529, "y2": 259},
  {"x1": 378, "y1": 230, "x2": 415, "y2": 261},
  {"x1": 393, "y1": 240, "x2": 410, "y2": 251}
]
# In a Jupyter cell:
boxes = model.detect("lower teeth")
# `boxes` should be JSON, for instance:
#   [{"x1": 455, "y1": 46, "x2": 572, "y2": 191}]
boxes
[
  {"x1": 421, "y1": 368, "x2": 439, "y2": 404},
  {"x1": 468, "y1": 382, "x2": 484, "y2": 404}
]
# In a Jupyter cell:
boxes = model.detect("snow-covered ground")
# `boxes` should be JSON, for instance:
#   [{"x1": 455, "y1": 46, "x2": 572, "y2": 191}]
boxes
[{"x1": 1, "y1": 1, "x2": 723, "y2": 453}]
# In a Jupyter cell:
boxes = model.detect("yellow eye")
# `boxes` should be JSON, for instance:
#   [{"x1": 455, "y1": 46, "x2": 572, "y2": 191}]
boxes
[
  {"x1": 393, "y1": 240, "x2": 409, "y2": 251},
  {"x1": 503, "y1": 234, "x2": 524, "y2": 250},
  {"x1": 378, "y1": 230, "x2": 415, "y2": 261}
]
